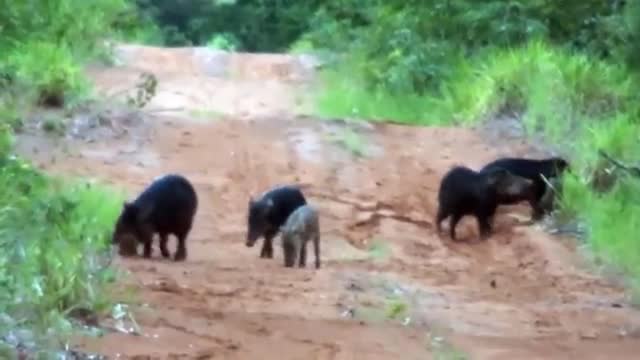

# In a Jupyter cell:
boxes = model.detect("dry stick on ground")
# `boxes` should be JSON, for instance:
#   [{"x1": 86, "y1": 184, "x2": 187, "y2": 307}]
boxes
[
  {"x1": 589, "y1": 150, "x2": 640, "y2": 192},
  {"x1": 540, "y1": 174, "x2": 557, "y2": 193},
  {"x1": 96, "y1": 71, "x2": 181, "y2": 117},
  {"x1": 598, "y1": 149, "x2": 640, "y2": 178},
  {"x1": 539, "y1": 171, "x2": 587, "y2": 238},
  {"x1": 300, "y1": 187, "x2": 432, "y2": 229}
]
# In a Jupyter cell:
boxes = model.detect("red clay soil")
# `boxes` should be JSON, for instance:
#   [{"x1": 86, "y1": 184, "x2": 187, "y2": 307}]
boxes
[{"x1": 17, "y1": 45, "x2": 640, "y2": 359}]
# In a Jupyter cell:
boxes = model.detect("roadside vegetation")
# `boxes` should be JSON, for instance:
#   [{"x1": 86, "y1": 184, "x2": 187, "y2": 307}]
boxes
[{"x1": 0, "y1": 0, "x2": 134, "y2": 356}]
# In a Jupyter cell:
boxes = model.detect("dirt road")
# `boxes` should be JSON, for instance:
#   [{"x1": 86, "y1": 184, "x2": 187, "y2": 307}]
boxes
[{"x1": 17, "y1": 44, "x2": 640, "y2": 359}]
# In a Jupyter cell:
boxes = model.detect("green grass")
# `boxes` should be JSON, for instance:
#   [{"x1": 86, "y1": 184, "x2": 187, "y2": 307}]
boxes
[
  {"x1": 6, "y1": 41, "x2": 92, "y2": 107},
  {"x1": 315, "y1": 69, "x2": 435, "y2": 125},
  {"x1": 429, "y1": 333, "x2": 468, "y2": 360},
  {"x1": 315, "y1": 40, "x2": 640, "y2": 289},
  {"x1": 384, "y1": 296, "x2": 409, "y2": 320},
  {"x1": 0, "y1": 139, "x2": 126, "y2": 355},
  {"x1": 428, "y1": 41, "x2": 638, "y2": 141},
  {"x1": 188, "y1": 108, "x2": 224, "y2": 121},
  {"x1": 0, "y1": 0, "x2": 139, "y2": 355},
  {"x1": 367, "y1": 238, "x2": 392, "y2": 262}
]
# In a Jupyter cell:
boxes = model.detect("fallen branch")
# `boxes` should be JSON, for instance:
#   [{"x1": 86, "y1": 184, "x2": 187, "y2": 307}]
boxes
[
  {"x1": 540, "y1": 174, "x2": 557, "y2": 194},
  {"x1": 598, "y1": 149, "x2": 640, "y2": 178},
  {"x1": 303, "y1": 189, "x2": 433, "y2": 229}
]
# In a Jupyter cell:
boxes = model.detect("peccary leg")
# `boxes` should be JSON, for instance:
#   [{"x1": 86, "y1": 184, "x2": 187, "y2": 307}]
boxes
[
  {"x1": 477, "y1": 216, "x2": 493, "y2": 240},
  {"x1": 139, "y1": 228, "x2": 154, "y2": 258},
  {"x1": 313, "y1": 233, "x2": 321, "y2": 269},
  {"x1": 174, "y1": 229, "x2": 190, "y2": 261},
  {"x1": 260, "y1": 228, "x2": 277, "y2": 259},
  {"x1": 477, "y1": 207, "x2": 496, "y2": 240},
  {"x1": 530, "y1": 201, "x2": 545, "y2": 221},
  {"x1": 159, "y1": 233, "x2": 171, "y2": 259},
  {"x1": 283, "y1": 240, "x2": 296, "y2": 267},
  {"x1": 298, "y1": 239, "x2": 307, "y2": 268},
  {"x1": 449, "y1": 213, "x2": 462, "y2": 241},
  {"x1": 142, "y1": 238, "x2": 153, "y2": 258},
  {"x1": 530, "y1": 185, "x2": 547, "y2": 221}
]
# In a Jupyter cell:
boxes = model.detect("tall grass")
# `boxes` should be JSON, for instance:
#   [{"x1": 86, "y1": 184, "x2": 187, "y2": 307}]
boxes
[
  {"x1": 429, "y1": 41, "x2": 638, "y2": 140},
  {"x1": 315, "y1": 62, "x2": 436, "y2": 125},
  {"x1": 315, "y1": 40, "x2": 640, "y2": 284},
  {"x1": 0, "y1": 0, "x2": 141, "y2": 356},
  {"x1": 0, "y1": 127, "x2": 125, "y2": 355}
]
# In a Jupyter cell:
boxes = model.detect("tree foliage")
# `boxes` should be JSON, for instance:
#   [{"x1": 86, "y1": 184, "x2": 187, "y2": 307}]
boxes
[
  {"x1": 0, "y1": 0, "x2": 133, "y2": 105},
  {"x1": 301, "y1": 0, "x2": 639, "y2": 93},
  {"x1": 134, "y1": 0, "x2": 323, "y2": 50},
  {"x1": 130, "y1": 0, "x2": 640, "y2": 93}
]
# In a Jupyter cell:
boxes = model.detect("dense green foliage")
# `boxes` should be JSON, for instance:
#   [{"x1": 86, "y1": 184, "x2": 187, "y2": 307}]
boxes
[
  {"x1": 0, "y1": 0, "x2": 137, "y2": 105},
  {"x1": 133, "y1": 0, "x2": 321, "y2": 50},
  {"x1": 303, "y1": 0, "x2": 640, "y2": 93},
  {"x1": 0, "y1": 153, "x2": 124, "y2": 355},
  {"x1": 130, "y1": 1, "x2": 640, "y2": 85},
  {"x1": 0, "y1": 0, "x2": 130, "y2": 356}
]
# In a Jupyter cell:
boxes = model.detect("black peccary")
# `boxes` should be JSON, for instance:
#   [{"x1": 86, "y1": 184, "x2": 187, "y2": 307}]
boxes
[
  {"x1": 435, "y1": 166, "x2": 535, "y2": 241},
  {"x1": 480, "y1": 157, "x2": 570, "y2": 220},
  {"x1": 280, "y1": 204, "x2": 321, "y2": 269},
  {"x1": 246, "y1": 185, "x2": 307, "y2": 259},
  {"x1": 112, "y1": 174, "x2": 198, "y2": 261}
]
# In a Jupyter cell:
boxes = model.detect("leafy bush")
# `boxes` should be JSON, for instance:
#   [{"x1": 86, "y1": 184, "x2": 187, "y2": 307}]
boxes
[
  {"x1": 133, "y1": 0, "x2": 322, "y2": 50},
  {"x1": 0, "y1": 0, "x2": 132, "y2": 107},
  {"x1": 301, "y1": 1, "x2": 640, "y2": 95},
  {"x1": 428, "y1": 41, "x2": 638, "y2": 136},
  {"x1": 6, "y1": 41, "x2": 90, "y2": 106},
  {"x1": 0, "y1": 0, "x2": 131, "y2": 57},
  {"x1": 0, "y1": 0, "x2": 140, "y2": 356},
  {"x1": 314, "y1": 65, "x2": 435, "y2": 125},
  {"x1": 206, "y1": 33, "x2": 241, "y2": 51},
  {"x1": 0, "y1": 146, "x2": 125, "y2": 354},
  {"x1": 557, "y1": 113, "x2": 640, "y2": 281}
]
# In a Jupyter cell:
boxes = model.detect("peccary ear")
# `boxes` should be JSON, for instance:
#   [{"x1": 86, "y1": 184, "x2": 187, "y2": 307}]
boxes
[{"x1": 248, "y1": 196, "x2": 255, "y2": 206}]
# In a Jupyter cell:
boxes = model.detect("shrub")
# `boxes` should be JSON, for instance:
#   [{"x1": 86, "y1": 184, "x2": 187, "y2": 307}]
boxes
[
  {"x1": 0, "y1": 153, "x2": 125, "y2": 354},
  {"x1": 5, "y1": 41, "x2": 90, "y2": 107},
  {"x1": 428, "y1": 41, "x2": 638, "y2": 137},
  {"x1": 206, "y1": 33, "x2": 241, "y2": 51}
]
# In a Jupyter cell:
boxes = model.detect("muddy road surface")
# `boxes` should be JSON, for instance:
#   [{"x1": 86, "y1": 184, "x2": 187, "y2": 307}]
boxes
[{"x1": 16, "y1": 44, "x2": 640, "y2": 359}]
